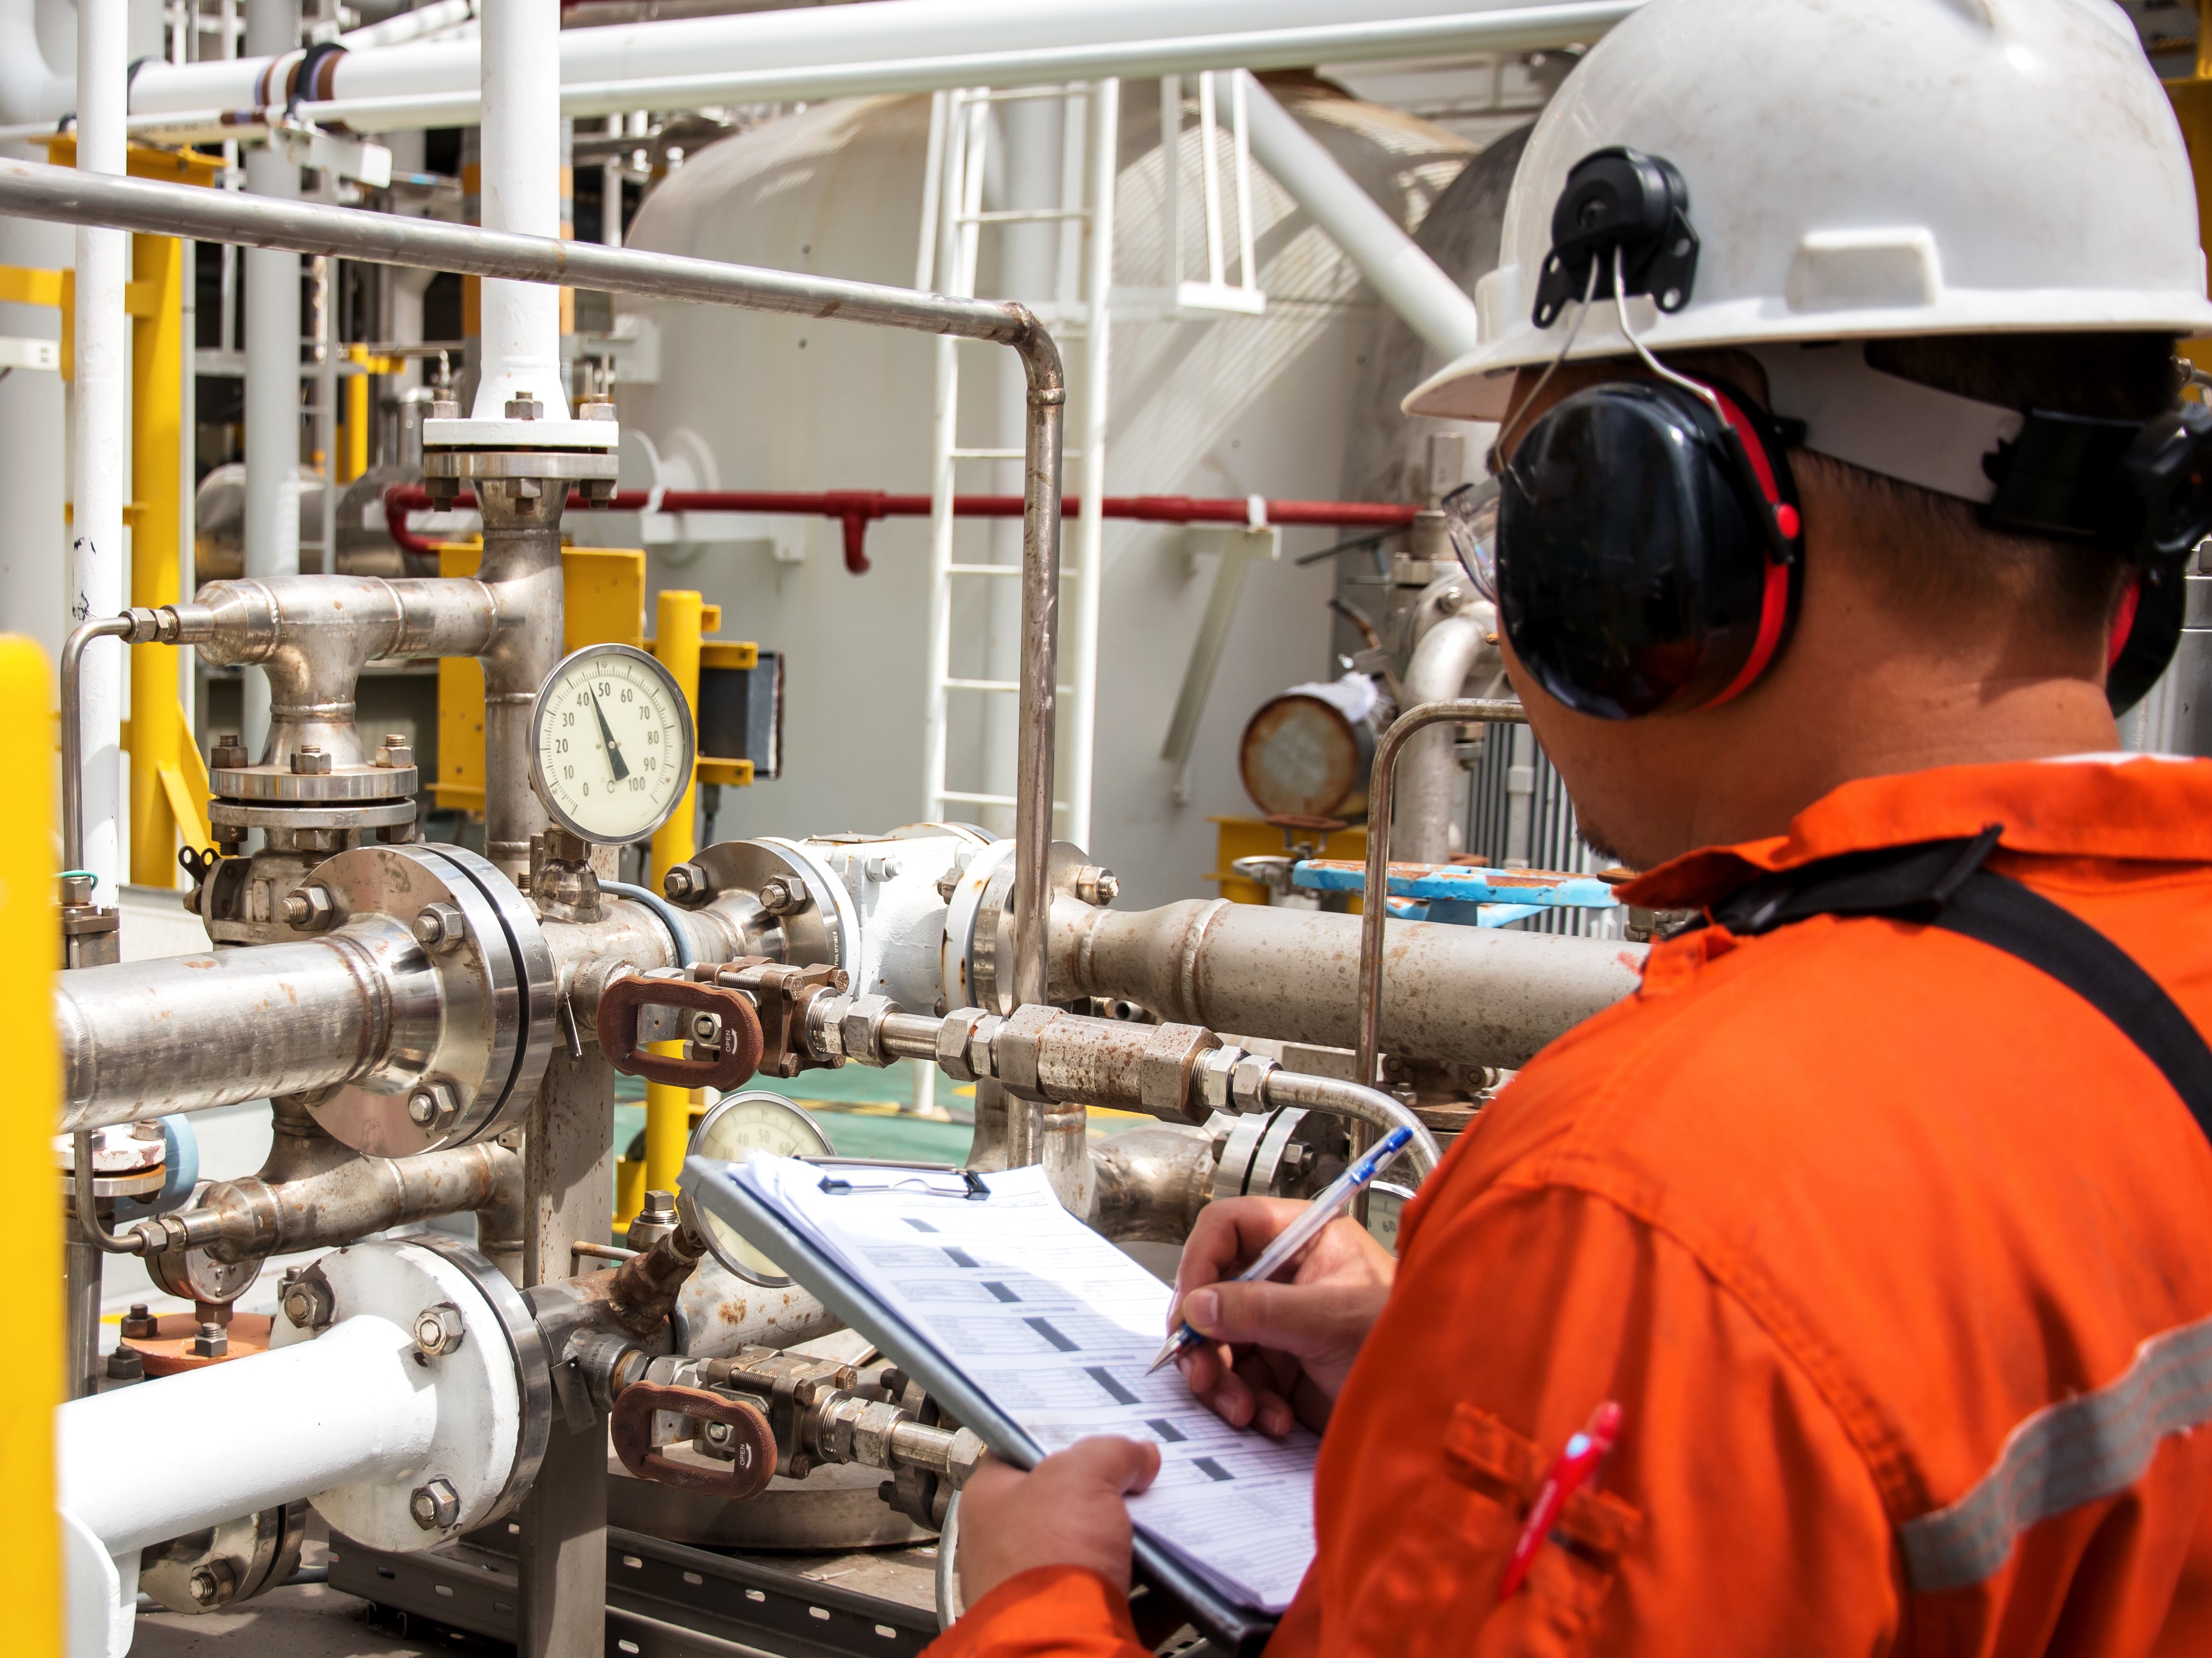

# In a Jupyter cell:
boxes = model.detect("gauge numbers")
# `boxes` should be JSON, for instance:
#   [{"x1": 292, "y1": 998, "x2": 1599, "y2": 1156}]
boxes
[
  {"x1": 530, "y1": 644, "x2": 696, "y2": 845},
  {"x1": 690, "y1": 1091, "x2": 835, "y2": 1285}
]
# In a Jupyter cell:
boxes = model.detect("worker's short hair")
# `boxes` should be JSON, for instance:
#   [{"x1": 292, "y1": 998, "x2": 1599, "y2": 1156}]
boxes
[{"x1": 1809, "y1": 333, "x2": 2183, "y2": 644}]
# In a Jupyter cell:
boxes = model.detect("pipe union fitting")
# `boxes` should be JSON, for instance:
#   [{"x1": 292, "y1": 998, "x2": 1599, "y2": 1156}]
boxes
[
  {"x1": 1230, "y1": 1053, "x2": 1280, "y2": 1113},
  {"x1": 1138, "y1": 1024, "x2": 1222, "y2": 1123},
  {"x1": 934, "y1": 1008, "x2": 990, "y2": 1083},
  {"x1": 840, "y1": 995, "x2": 900, "y2": 1068},
  {"x1": 1193, "y1": 1046, "x2": 1251, "y2": 1117}
]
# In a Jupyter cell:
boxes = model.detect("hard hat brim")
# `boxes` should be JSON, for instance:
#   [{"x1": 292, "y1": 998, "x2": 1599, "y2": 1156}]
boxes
[{"x1": 1404, "y1": 290, "x2": 2212, "y2": 422}]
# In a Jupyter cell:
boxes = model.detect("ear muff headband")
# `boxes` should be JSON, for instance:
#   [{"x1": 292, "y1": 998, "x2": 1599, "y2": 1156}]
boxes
[{"x1": 1495, "y1": 375, "x2": 1805, "y2": 720}]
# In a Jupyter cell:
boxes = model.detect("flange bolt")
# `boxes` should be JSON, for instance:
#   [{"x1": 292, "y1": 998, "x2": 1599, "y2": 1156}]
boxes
[
  {"x1": 409, "y1": 1478, "x2": 460, "y2": 1532},
  {"x1": 412, "y1": 902, "x2": 465, "y2": 952},
  {"x1": 758, "y1": 876, "x2": 801, "y2": 916}
]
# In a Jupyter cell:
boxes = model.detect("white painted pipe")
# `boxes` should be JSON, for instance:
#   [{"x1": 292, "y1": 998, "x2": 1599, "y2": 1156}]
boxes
[
  {"x1": 1240, "y1": 74, "x2": 1482, "y2": 363},
  {"x1": 471, "y1": 0, "x2": 569, "y2": 422},
  {"x1": 0, "y1": 0, "x2": 69, "y2": 128},
  {"x1": 113, "y1": 0, "x2": 1641, "y2": 130},
  {"x1": 72, "y1": 0, "x2": 129, "y2": 899},
  {"x1": 1398, "y1": 608, "x2": 1494, "y2": 863},
  {"x1": 56, "y1": 1314, "x2": 437, "y2": 1557},
  {"x1": 242, "y1": 0, "x2": 302, "y2": 761},
  {"x1": 340, "y1": 0, "x2": 477, "y2": 51}
]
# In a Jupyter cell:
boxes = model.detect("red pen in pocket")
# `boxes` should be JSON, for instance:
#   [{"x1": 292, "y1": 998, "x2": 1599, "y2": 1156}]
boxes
[{"x1": 1497, "y1": 1401, "x2": 1624, "y2": 1601}]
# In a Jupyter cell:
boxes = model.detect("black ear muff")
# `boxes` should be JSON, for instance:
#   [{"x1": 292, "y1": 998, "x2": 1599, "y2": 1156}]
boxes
[{"x1": 1495, "y1": 376, "x2": 1804, "y2": 719}]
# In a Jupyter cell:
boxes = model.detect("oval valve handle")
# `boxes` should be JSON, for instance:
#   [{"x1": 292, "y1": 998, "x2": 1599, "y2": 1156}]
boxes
[
  {"x1": 595, "y1": 975, "x2": 765, "y2": 1091},
  {"x1": 610, "y1": 1381, "x2": 779, "y2": 1501}
]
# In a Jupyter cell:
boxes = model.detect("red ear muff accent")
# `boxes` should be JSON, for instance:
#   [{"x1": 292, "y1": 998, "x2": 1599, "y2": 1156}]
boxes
[
  {"x1": 1701, "y1": 382, "x2": 1802, "y2": 709},
  {"x1": 2107, "y1": 576, "x2": 2141, "y2": 672}
]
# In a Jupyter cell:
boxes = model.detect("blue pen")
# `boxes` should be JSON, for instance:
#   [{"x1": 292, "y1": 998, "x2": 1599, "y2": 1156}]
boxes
[{"x1": 1146, "y1": 1125, "x2": 1416, "y2": 1376}]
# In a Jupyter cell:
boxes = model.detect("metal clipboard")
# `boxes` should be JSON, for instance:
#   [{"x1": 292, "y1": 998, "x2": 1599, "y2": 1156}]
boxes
[{"x1": 681, "y1": 1155, "x2": 1281, "y2": 1656}]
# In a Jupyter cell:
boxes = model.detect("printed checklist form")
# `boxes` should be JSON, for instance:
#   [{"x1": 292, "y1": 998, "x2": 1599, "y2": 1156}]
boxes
[{"x1": 693, "y1": 1154, "x2": 1319, "y2": 1620}]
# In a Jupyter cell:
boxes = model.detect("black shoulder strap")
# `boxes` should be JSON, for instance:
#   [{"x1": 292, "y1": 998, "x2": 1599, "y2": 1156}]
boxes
[{"x1": 1709, "y1": 824, "x2": 2212, "y2": 1143}]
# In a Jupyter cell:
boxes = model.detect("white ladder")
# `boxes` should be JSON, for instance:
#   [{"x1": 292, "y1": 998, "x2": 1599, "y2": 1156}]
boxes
[{"x1": 917, "y1": 81, "x2": 1110, "y2": 847}]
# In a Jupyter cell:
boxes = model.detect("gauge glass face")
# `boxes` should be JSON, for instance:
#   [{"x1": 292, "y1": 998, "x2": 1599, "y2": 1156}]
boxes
[
  {"x1": 531, "y1": 645, "x2": 695, "y2": 844},
  {"x1": 690, "y1": 1090, "x2": 835, "y2": 1284}
]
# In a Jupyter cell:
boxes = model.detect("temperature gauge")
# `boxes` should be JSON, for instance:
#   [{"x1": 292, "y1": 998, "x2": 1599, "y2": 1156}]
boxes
[{"x1": 529, "y1": 644, "x2": 696, "y2": 845}]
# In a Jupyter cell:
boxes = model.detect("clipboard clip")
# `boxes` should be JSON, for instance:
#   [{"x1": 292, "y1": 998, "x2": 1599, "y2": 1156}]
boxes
[{"x1": 816, "y1": 1167, "x2": 991, "y2": 1201}]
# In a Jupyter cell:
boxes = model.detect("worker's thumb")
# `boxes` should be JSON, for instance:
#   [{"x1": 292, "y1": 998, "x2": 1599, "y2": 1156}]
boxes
[
  {"x1": 1179, "y1": 1280, "x2": 1367, "y2": 1362},
  {"x1": 1060, "y1": 1434, "x2": 1163, "y2": 1496}
]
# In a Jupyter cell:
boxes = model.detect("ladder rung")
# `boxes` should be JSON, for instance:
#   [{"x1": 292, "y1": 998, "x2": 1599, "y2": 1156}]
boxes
[
  {"x1": 949, "y1": 447, "x2": 1025, "y2": 460},
  {"x1": 944, "y1": 679, "x2": 1076, "y2": 694},
  {"x1": 959, "y1": 208, "x2": 1091, "y2": 225},
  {"x1": 946, "y1": 565, "x2": 1083, "y2": 577},
  {"x1": 955, "y1": 85, "x2": 1091, "y2": 108}
]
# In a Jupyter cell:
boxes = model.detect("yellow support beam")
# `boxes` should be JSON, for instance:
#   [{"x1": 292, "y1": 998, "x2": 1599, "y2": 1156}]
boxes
[
  {"x1": 0, "y1": 639, "x2": 61, "y2": 1658},
  {"x1": 0, "y1": 266, "x2": 65, "y2": 308},
  {"x1": 127, "y1": 231, "x2": 193, "y2": 885},
  {"x1": 644, "y1": 590, "x2": 707, "y2": 1199},
  {"x1": 2167, "y1": 4, "x2": 2212, "y2": 378}
]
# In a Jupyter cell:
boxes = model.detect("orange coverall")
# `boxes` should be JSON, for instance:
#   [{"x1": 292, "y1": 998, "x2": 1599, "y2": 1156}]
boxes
[{"x1": 927, "y1": 755, "x2": 2212, "y2": 1657}]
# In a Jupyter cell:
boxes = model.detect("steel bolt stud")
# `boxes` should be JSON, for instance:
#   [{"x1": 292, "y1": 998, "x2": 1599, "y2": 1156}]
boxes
[
  {"x1": 188, "y1": 1560, "x2": 236, "y2": 1607},
  {"x1": 412, "y1": 1302, "x2": 466, "y2": 1359},
  {"x1": 505, "y1": 392, "x2": 543, "y2": 421},
  {"x1": 664, "y1": 861, "x2": 709, "y2": 902},
  {"x1": 407, "y1": 1081, "x2": 459, "y2": 1128},
  {"x1": 120, "y1": 1303, "x2": 156, "y2": 1339},
  {"x1": 758, "y1": 876, "x2": 801, "y2": 916},
  {"x1": 192, "y1": 1322, "x2": 229, "y2": 1358},
  {"x1": 280, "y1": 1275, "x2": 334, "y2": 1330},
  {"x1": 105, "y1": 1347, "x2": 144, "y2": 1382},
  {"x1": 209, "y1": 732, "x2": 248, "y2": 769},
  {"x1": 409, "y1": 1478, "x2": 460, "y2": 1532},
  {"x1": 290, "y1": 745, "x2": 334, "y2": 775},
  {"x1": 412, "y1": 902, "x2": 465, "y2": 951},
  {"x1": 1074, "y1": 866, "x2": 1120, "y2": 907},
  {"x1": 283, "y1": 885, "x2": 338, "y2": 931}
]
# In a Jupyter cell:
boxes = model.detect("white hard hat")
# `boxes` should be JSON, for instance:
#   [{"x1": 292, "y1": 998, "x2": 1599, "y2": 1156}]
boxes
[{"x1": 1405, "y1": 0, "x2": 2212, "y2": 423}]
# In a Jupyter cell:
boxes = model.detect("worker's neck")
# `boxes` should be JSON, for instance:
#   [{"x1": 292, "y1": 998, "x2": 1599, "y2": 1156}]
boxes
[{"x1": 1669, "y1": 663, "x2": 2121, "y2": 856}]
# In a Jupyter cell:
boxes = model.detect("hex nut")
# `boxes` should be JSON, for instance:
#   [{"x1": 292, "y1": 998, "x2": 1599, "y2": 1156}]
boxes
[
  {"x1": 105, "y1": 1346, "x2": 144, "y2": 1382},
  {"x1": 944, "y1": 1426, "x2": 990, "y2": 1488},
  {"x1": 1137, "y1": 1023, "x2": 1222, "y2": 1122},
  {"x1": 120, "y1": 1303, "x2": 157, "y2": 1339},
  {"x1": 374, "y1": 734, "x2": 415, "y2": 768},
  {"x1": 409, "y1": 1478, "x2": 460, "y2": 1532},
  {"x1": 1195, "y1": 1046, "x2": 1249, "y2": 1116},
  {"x1": 192, "y1": 1322, "x2": 229, "y2": 1358},
  {"x1": 839, "y1": 994, "x2": 898, "y2": 1066},
  {"x1": 663, "y1": 861, "x2": 709, "y2": 902},
  {"x1": 689, "y1": 1009, "x2": 723, "y2": 1044},
  {"x1": 188, "y1": 1560, "x2": 237, "y2": 1607},
  {"x1": 290, "y1": 745, "x2": 334, "y2": 776},
  {"x1": 283, "y1": 885, "x2": 338, "y2": 931},
  {"x1": 505, "y1": 393, "x2": 544, "y2": 421},
  {"x1": 280, "y1": 1274, "x2": 334, "y2": 1330},
  {"x1": 580, "y1": 395, "x2": 617, "y2": 423},
  {"x1": 413, "y1": 1302, "x2": 466, "y2": 1360},
  {"x1": 208, "y1": 733, "x2": 248, "y2": 769},
  {"x1": 757, "y1": 876, "x2": 802, "y2": 916},
  {"x1": 934, "y1": 1008, "x2": 988, "y2": 1083},
  {"x1": 1230, "y1": 1053, "x2": 1280, "y2": 1113},
  {"x1": 407, "y1": 1080, "x2": 459, "y2": 1128},
  {"x1": 1073, "y1": 866, "x2": 1120, "y2": 906},
  {"x1": 413, "y1": 902, "x2": 465, "y2": 951}
]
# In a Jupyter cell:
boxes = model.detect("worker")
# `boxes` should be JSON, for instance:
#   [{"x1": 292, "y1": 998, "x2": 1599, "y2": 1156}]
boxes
[{"x1": 926, "y1": 0, "x2": 2212, "y2": 1651}]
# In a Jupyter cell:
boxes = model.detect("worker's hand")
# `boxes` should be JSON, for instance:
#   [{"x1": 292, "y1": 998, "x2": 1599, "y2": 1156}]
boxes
[
  {"x1": 954, "y1": 1437, "x2": 1161, "y2": 1607},
  {"x1": 1172, "y1": 1197, "x2": 1395, "y2": 1437}
]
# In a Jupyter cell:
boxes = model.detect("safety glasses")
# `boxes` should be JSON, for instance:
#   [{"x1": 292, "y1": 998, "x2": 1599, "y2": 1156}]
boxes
[{"x1": 1442, "y1": 481, "x2": 1500, "y2": 604}]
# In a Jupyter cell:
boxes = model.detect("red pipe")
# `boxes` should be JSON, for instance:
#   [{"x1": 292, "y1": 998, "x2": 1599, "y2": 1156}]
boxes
[{"x1": 383, "y1": 484, "x2": 1419, "y2": 575}]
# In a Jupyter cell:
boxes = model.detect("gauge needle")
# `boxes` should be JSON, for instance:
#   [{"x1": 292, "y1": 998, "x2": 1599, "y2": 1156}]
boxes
[{"x1": 588, "y1": 691, "x2": 631, "y2": 782}]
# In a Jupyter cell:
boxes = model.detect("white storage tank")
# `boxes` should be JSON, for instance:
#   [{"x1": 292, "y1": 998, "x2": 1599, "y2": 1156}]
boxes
[{"x1": 608, "y1": 78, "x2": 1474, "y2": 906}]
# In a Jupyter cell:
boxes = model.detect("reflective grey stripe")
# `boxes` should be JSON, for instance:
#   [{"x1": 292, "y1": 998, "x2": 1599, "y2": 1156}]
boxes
[{"x1": 1899, "y1": 1314, "x2": 2212, "y2": 1593}]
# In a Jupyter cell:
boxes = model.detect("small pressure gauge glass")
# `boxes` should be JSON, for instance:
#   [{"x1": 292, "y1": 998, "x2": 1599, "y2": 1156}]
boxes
[
  {"x1": 529, "y1": 644, "x2": 696, "y2": 845},
  {"x1": 689, "y1": 1090, "x2": 836, "y2": 1286}
]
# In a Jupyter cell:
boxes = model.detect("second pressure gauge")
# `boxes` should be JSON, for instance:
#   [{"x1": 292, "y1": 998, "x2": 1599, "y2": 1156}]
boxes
[{"x1": 530, "y1": 644, "x2": 696, "y2": 845}]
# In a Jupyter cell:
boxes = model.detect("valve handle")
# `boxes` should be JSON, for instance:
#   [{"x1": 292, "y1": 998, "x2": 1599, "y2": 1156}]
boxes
[
  {"x1": 595, "y1": 974, "x2": 765, "y2": 1091},
  {"x1": 610, "y1": 1381, "x2": 779, "y2": 1501}
]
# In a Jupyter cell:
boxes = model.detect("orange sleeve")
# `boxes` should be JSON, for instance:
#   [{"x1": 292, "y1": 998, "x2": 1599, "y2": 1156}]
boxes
[
  {"x1": 921, "y1": 1566, "x2": 1150, "y2": 1658},
  {"x1": 1304, "y1": 1180, "x2": 1904, "y2": 1658}
]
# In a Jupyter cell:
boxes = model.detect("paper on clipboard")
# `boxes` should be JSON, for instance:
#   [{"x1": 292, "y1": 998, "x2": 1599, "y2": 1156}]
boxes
[{"x1": 686, "y1": 1154, "x2": 1318, "y2": 1623}]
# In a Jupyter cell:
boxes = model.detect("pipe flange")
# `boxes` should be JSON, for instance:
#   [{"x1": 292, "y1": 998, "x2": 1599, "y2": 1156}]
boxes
[
  {"x1": 268, "y1": 1238, "x2": 548, "y2": 1549},
  {"x1": 140, "y1": 1503, "x2": 305, "y2": 1615},
  {"x1": 210, "y1": 799, "x2": 418, "y2": 830},
  {"x1": 291, "y1": 844, "x2": 554, "y2": 1156},
  {"x1": 965, "y1": 839, "x2": 1089, "y2": 1016},
  {"x1": 420, "y1": 448, "x2": 622, "y2": 479},
  {"x1": 690, "y1": 838, "x2": 856, "y2": 974},
  {"x1": 212, "y1": 763, "x2": 422, "y2": 803}
]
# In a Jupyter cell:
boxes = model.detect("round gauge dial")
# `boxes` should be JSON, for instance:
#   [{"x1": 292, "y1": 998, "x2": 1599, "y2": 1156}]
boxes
[
  {"x1": 689, "y1": 1090, "x2": 835, "y2": 1286},
  {"x1": 529, "y1": 644, "x2": 696, "y2": 845}
]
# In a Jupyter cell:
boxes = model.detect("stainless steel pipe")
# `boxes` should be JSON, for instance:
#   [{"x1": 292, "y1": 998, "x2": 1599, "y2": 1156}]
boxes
[
  {"x1": 1059, "y1": 897, "x2": 1641, "y2": 1070},
  {"x1": 1357, "y1": 698, "x2": 1529, "y2": 1085},
  {"x1": 60, "y1": 615, "x2": 138, "y2": 877},
  {"x1": 1259, "y1": 1069, "x2": 1439, "y2": 1176},
  {"x1": 0, "y1": 155, "x2": 1066, "y2": 1003}
]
